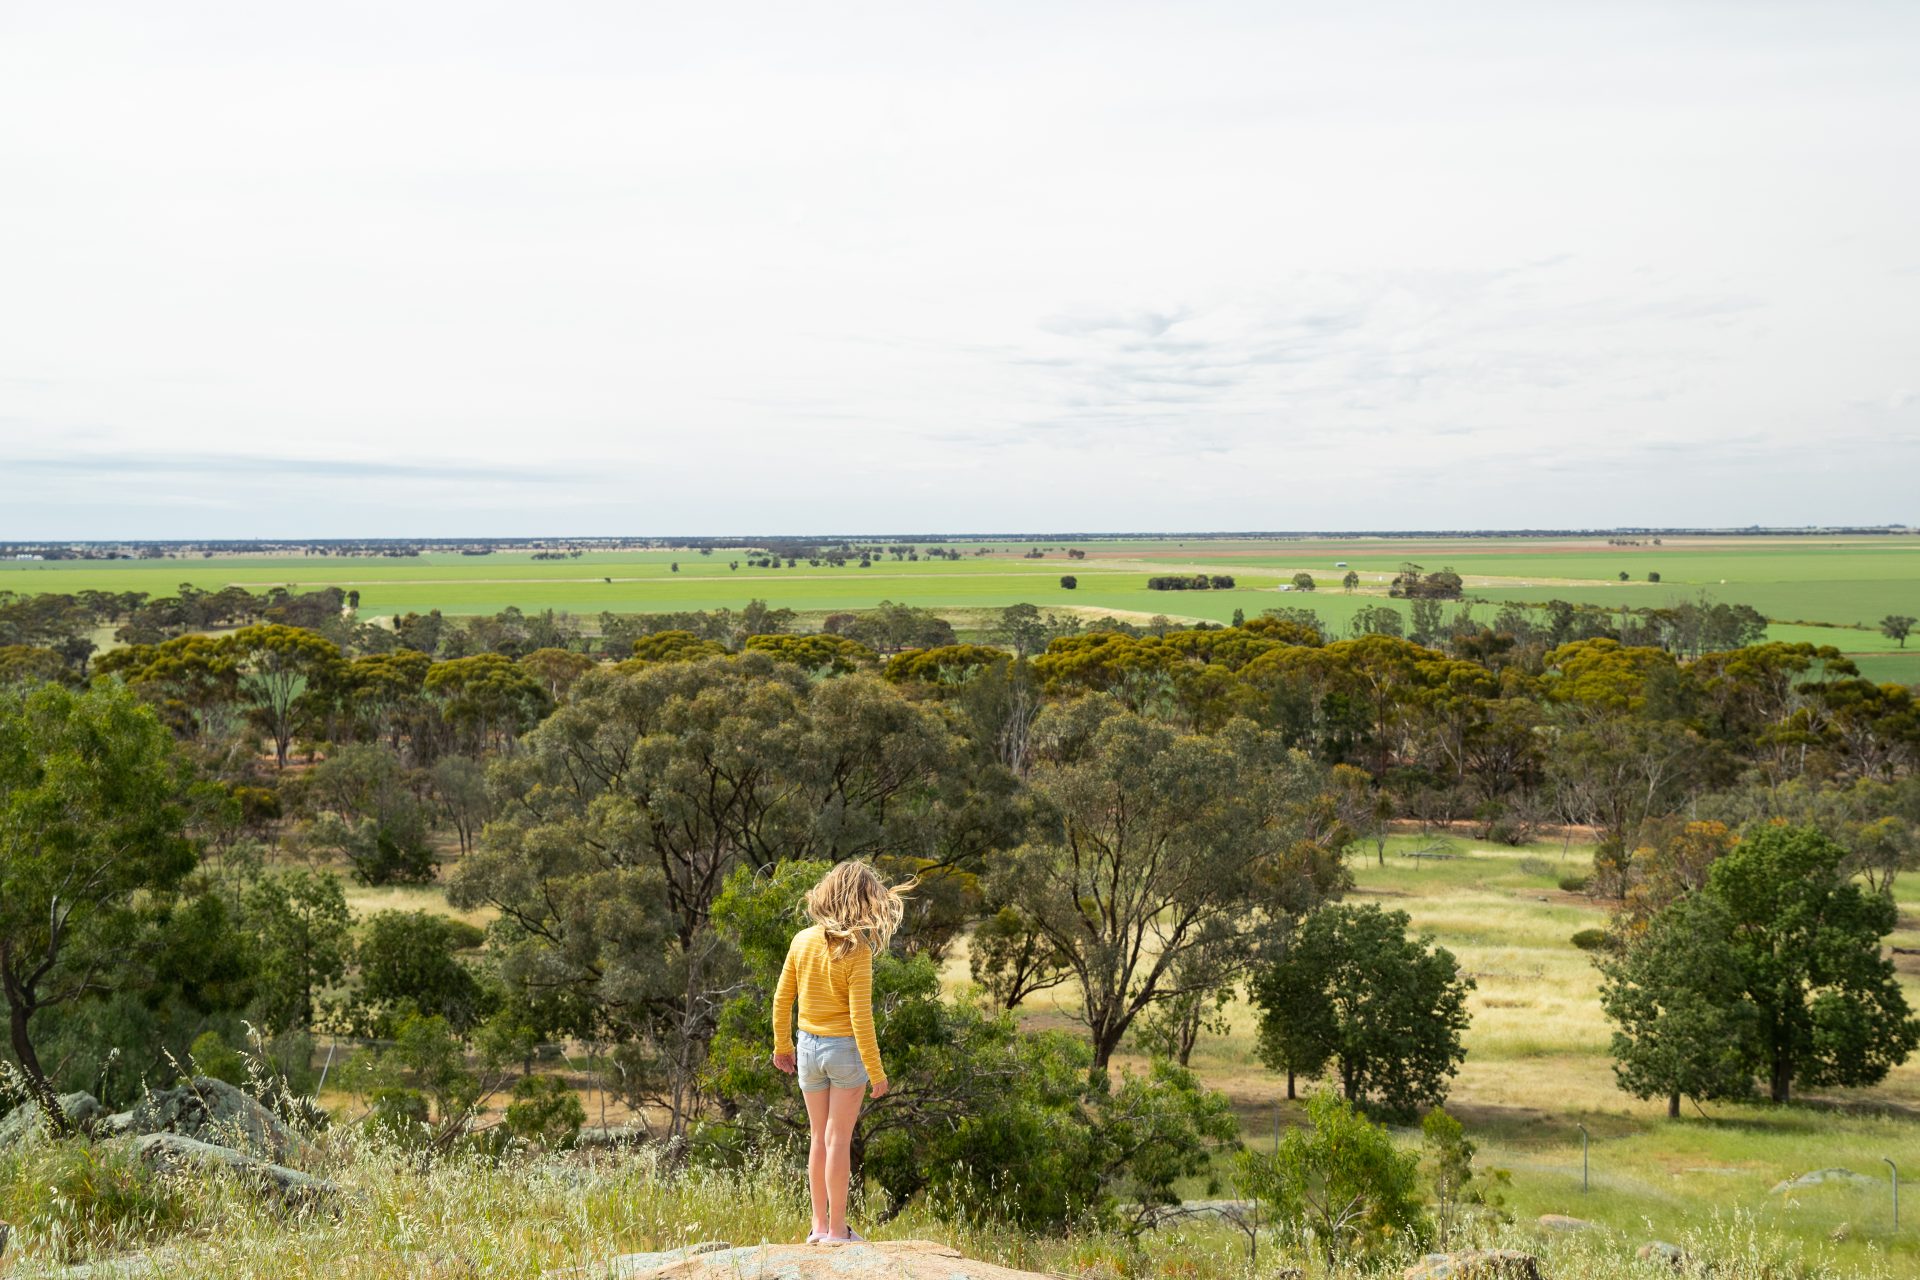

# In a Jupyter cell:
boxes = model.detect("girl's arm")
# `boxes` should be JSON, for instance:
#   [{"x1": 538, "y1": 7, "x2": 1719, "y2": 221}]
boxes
[
  {"x1": 847, "y1": 945, "x2": 886, "y2": 1089},
  {"x1": 772, "y1": 943, "x2": 799, "y2": 1059}
]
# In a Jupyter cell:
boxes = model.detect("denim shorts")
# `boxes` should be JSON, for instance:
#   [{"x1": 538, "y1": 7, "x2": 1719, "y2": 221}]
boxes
[{"x1": 796, "y1": 1031, "x2": 869, "y2": 1093}]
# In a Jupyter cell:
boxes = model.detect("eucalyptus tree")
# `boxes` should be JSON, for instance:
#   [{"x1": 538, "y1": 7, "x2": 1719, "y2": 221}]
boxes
[
  {"x1": 986, "y1": 697, "x2": 1350, "y2": 1068},
  {"x1": 449, "y1": 655, "x2": 969, "y2": 1136},
  {"x1": 0, "y1": 684, "x2": 196, "y2": 1126}
]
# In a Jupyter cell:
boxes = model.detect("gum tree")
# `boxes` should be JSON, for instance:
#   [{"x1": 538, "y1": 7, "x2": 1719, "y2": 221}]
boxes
[
  {"x1": 987, "y1": 698, "x2": 1349, "y2": 1068},
  {"x1": 0, "y1": 684, "x2": 195, "y2": 1127}
]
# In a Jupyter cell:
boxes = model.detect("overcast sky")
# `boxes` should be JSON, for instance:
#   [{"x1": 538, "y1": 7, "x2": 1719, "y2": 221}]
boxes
[{"x1": 3, "y1": 2, "x2": 1916, "y2": 538}]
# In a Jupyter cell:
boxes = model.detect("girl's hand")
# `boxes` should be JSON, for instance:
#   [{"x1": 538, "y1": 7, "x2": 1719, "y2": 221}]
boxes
[
  {"x1": 869, "y1": 1077, "x2": 889, "y2": 1098},
  {"x1": 773, "y1": 1051, "x2": 796, "y2": 1074}
]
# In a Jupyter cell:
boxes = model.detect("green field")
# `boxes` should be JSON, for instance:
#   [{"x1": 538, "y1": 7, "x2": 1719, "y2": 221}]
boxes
[{"x1": 5, "y1": 535, "x2": 1917, "y2": 678}]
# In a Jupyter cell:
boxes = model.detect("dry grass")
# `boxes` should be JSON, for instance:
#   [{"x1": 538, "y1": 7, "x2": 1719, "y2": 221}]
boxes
[
  {"x1": 0, "y1": 1129, "x2": 1900, "y2": 1279},
  {"x1": 340, "y1": 882, "x2": 496, "y2": 931}
]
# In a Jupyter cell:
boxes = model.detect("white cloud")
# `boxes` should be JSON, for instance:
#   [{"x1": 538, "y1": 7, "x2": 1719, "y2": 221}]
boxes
[{"x1": 2, "y1": 0, "x2": 1916, "y2": 536}]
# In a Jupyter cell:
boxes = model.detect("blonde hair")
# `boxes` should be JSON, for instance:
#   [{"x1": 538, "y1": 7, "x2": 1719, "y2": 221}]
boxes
[{"x1": 804, "y1": 860, "x2": 910, "y2": 960}]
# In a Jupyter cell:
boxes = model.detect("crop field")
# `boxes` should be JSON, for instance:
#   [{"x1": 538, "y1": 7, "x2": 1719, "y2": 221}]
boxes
[{"x1": 5, "y1": 535, "x2": 1917, "y2": 679}]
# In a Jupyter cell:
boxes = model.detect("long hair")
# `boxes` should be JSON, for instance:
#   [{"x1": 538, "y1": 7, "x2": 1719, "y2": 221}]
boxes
[{"x1": 803, "y1": 860, "x2": 910, "y2": 960}]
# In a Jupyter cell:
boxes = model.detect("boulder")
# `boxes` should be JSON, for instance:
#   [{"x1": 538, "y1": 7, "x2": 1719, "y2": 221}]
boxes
[
  {"x1": 1402, "y1": 1250, "x2": 1542, "y2": 1280},
  {"x1": 116, "y1": 1077, "x2": 306, "y2": 1164},
  {"x1": 1536, "y1": 1213, "x2": 1598, "y2": 1232},
  {"x1": 576, "y1": 1123, "x2": 650, "y2": 1150},
  {"x1": 131, "y1": 1132, "x2": 339, "y2": 1208},
  {"x1": 552, "y1": 1239, "x2": 1073, "y2": 1280},
  {"x1": 0, "y1": 1091, "x2": 105, "y2": 1146},
  {"x1": 1769, "y1": 1168, "x2": 1875, "y2": 1194}
]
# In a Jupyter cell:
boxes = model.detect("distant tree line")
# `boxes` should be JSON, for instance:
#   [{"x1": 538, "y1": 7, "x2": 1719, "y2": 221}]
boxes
[{"x1": 1146, "y1": 575, "x2": 1236, "y2": 591}]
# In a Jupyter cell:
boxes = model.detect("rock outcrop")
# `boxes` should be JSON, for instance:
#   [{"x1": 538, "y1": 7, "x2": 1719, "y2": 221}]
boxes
[
  {"x1": 553, "y1": 1239, "x2": 1080, "y2": 1280},
  {"x1": 1403, "y1": 1250, "x2": 1542, "y2": 1280},
  {"x1": 0, "y1": 1091, "x2": 107, "y2": 1146},
  {"x1": 132, "y1": 1132, "x2": 340, "y2": 1207},
  {"x1": 1769, "y1": 1167, "x2": 1875, "y2": 1194},
  {"x1": 110, "y1": 1076, "x2": 307, "y2": 1163}
]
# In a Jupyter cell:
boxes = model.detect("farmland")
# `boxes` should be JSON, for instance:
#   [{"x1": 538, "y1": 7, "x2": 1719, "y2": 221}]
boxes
[{"x1": 6, "y1": 533, "x2": 1918, "y2": 679}]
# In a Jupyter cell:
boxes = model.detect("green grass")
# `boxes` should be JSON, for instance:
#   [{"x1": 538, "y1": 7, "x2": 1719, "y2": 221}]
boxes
[{"x1": 1851, "y1": 653, "x2": 1920, "y2": 683}]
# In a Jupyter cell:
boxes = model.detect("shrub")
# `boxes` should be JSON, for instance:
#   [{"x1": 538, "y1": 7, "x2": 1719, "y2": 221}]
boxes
[
  {"x1": 363, "y1": 1086, "x2": 432, "y2": 1144},
  {"x1": 188, "y1": 1029, "x2": 248, "y2": 1086},
  {"x1": 1422, "y1": 1107, "x2": 1509, "y2": 1247},
  {"x1": 1060, "y1": 576, "x2": 1077, "y2": 590},
  {"x1": 303, "y1": 744, "x2": 437, "y2": 886},
  {"x1": 1516, "y1": 857, "x2": 1554, "y2": 878},
  {"x1": 505, "y1": 1074, "x2": 585, "y2": 1151},
  {"x1": 1570, "y1": 928, "x2": 1610, "y2": 952},
  {"x1": 1559, "y1": 875, "x2": 1591, "y2": 894},
  {"x1": 1238, "y1": 1092, "x2": 1427, "y2": 1267},
  {"x1": 704, "y1": 862, "x2": 1239, "y2": 1232},
  {"x1": 355, "y1": 911, "x2": 489, "y2": 1034}
]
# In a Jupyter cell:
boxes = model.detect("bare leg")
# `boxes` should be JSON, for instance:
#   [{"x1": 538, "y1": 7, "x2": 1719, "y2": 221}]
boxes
[
  {"x1": 824, "y1": 1085, "x2": 864, "y2": 1238},
  {"x1": 803, "y1": 1087, "x2": 831, "y2": 1238}
]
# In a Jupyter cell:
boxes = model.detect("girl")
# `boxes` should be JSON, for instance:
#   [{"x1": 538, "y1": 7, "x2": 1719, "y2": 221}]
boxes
[{"x1": 771, "y1": 860, "x2": 905, "y2": 1244}]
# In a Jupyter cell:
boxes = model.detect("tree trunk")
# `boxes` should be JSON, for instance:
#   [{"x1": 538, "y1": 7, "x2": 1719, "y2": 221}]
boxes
[
  {"x1": 1287, "y1": 1069, "x2": 1296, "y2": 1100},
  {"x1": 1667, "y1": 1091, "x2": 1680, "y2": 1119},
  {"x1": 1174, "y1": 1002, "x2": 1200, "y2": 1067},
  {"x1": 2, "y1": 968, "x2": 69, "y2": 1135},
  {"x1": 1091, "y1": 1022, "x2": 1124, "y2": 1071},
  {"x1": 1770, "y1": 1054, "x2": 1792, "y2": 1104}
]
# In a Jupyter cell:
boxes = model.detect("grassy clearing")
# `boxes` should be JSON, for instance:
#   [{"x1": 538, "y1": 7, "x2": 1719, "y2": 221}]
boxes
[{"x1": 1168, "y1": 835, "x2": 1920, "y2": 1270}]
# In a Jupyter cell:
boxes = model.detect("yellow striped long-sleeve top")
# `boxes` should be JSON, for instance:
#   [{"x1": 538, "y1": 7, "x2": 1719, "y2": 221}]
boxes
[{"x1": 772, "y1": 925, "x2": 885, "y2": 1086}]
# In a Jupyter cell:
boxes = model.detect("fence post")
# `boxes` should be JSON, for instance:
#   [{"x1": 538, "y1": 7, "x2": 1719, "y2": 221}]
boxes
[{"x1": 1886, "y1": 1158, "x2": 1899, "y2": 1231}]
